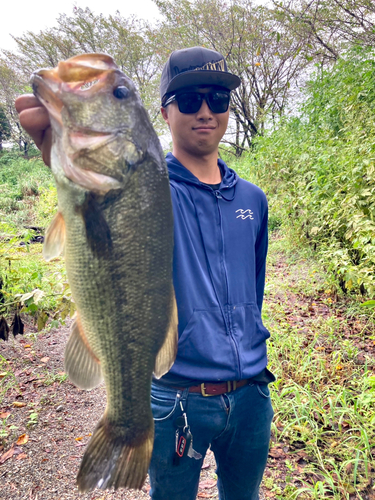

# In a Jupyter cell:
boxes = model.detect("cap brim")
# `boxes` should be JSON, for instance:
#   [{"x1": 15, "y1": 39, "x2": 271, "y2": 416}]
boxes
[{"x1": 165, "y1": 70, "x2": 241, "y2": 96}]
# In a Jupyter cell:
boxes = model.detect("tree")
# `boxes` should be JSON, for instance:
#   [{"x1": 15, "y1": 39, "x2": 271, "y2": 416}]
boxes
[
  {"x1": 272, "y1": 0, "x2": 375, "y2": 63},
  {"x1": 0, "y1": 59, "x2": 30, "y2": 155},
  {"x1": 2, "y1": 7, "x2": 165, "y2": 132},
  {"x1": 0, "y1": 105, "x2": 11, "y2": 150}
]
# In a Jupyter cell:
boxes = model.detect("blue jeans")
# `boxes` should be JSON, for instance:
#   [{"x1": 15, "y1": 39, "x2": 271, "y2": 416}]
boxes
[{"x1": 149, "y1": 381, "x2": 274, "y2": 500}]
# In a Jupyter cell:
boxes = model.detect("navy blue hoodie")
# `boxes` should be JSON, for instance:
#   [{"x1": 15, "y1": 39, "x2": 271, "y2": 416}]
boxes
[{"x1": 166, "y1": 153, "x2": 270, "y2": 382}]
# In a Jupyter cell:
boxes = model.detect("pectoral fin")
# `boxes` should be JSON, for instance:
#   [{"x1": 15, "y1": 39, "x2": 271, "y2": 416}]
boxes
[
  {"x1": 154, "y1": 292, "x2": 178, "y2": 378},
  {"x1": 64, "y1": 314, "x2": 103, "y2": 390},
  {"x1": 43, "y1": 211, "x2": 66, "y2": 261}
]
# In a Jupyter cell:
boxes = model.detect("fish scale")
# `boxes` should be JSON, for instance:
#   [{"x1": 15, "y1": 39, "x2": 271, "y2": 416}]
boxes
[{"x1": 31, "y1": 53, "x2": 178, "y2": 492}]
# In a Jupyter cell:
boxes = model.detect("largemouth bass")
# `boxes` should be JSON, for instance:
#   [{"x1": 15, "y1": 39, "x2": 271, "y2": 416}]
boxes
[{"x1": 31, "y1": 53, "x2": 177, "y2": 492}]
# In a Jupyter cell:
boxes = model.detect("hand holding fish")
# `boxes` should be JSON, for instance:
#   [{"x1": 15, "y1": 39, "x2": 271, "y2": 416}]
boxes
[{"x1": 15, "y1": 94, "x2": 52, "y2": 166}]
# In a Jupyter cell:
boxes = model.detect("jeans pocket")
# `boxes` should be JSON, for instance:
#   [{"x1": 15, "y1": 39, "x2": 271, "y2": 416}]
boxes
[
  {"x1": 151, "y1": 384, "x2": 179, "y2": 421},
  {"x1": 256, "y1": 383, "x2": 271, "y2": 399}
]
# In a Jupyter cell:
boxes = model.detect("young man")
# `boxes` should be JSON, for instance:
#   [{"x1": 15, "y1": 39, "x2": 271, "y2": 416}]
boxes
[{"x1": 15, "y1": 46, "x2": 274, "y2": 500}]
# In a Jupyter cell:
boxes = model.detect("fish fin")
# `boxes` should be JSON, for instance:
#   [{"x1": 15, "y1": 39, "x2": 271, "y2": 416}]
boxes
[
  {"x1": 77, "y1": 416, "x2": 153, "y2": 492},
  {"x1": 154, "y1": 292, "x2": 178, "y2": 379},
  {"x1": 78, "y1": 193, "x2": 112, "y2": 257},
  {"x1": 43, "y1": 212, "x2": 66, "y2": 261},
  {"x1": 64, "y1": 315, "x2": 103, "y2": 390}
]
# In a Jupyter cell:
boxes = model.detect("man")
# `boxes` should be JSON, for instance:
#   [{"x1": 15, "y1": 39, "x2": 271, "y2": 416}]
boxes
[{"x1": 15, "y1": 46, "x2": 274, "y2": 500}]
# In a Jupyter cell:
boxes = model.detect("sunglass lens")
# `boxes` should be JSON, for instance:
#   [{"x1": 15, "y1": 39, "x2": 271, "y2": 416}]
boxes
[
  {"x1": 207, "y1": 92, "x2": 230, "y2": 113},
  {"x1": 177, "y1": 93, "x2": 203, "y2": 113}
]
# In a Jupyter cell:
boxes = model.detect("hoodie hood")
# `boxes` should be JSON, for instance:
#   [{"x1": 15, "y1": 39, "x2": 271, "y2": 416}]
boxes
[{"x1": 166, "y1": 152, "x2": 238, "y2": 192}]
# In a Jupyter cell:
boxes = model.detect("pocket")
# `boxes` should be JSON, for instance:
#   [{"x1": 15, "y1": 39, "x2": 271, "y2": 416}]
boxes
[
  {"x1": 232, "y1": 303, "x2": 270, "y2": 350},
  {"x1": 176, "y1": 308, "x2": 237, "y2": 378},
  {"x1": 256, "y1": 383, "x2": 271, "y2": 399},
  {"x1": 151, "y1": 384, "x2": 179, "y2": 421}
]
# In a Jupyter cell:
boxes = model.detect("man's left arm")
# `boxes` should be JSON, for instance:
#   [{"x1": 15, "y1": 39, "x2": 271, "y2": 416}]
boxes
[{"x1": 255, "y1": 204, "x2": 269, "y2": 313}]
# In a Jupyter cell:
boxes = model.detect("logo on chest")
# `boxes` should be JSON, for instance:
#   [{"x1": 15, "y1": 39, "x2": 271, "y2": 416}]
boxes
[{"x1": 236, "y1": 209, "x2": 254, "y2": 220}]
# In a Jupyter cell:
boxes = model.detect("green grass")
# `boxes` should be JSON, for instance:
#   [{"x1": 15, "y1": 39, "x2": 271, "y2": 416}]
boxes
[
  {"x1": 0, "y1": 150, "x2": 55, "y2": 234},
  {"x1": 263, "y1": 234, "x2": 375, "y2": 499},
  {"x1": 0, "y1": 150, "x2": 68, "y2": 326}
]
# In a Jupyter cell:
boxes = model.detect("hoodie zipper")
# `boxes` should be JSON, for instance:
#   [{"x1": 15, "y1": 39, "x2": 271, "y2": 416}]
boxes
[{"x1": 214, "y1": 190, "x2": 242, "y2": 377}]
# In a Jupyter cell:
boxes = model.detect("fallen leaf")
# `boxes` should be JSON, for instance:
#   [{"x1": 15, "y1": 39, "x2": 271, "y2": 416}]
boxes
[
  {"x1": 198, "y1": 494, "x2": 214, "y2": 498},
  {"x1": 16, "y1": 434, "x2": 29, "y2": 445},
  {"x1": 201, "y1": 462, "x2": 211, "y2": 469},
  {"x1": 75, "y1": 436, "x2": 83, "y2": 441},
  {"x1": 40, "y1": 357, "x2": 49, "y2": 364},
  {"x1": 24, "y1": 344, "x2": 31, "y2": 348},
  {"x1": 0, "y1": 412, "x2": 11, "y2": 419},
  {"x1": 16, "y1": 453, "x2": 27, "y2": 460},
  {"x1": 0, "y1": 372, "x2": 8, "y2": 378},
  {"x1": 268, "y1": 447, "x2": 286, "y2": 459},
  {"x1": 198, "y1": 479, "x2": 217, "y2": 489},
  {"x1": 0, "y1": 445, "x2": 14, "y2": 464},
  {"x1": 12, "y1": 402, "x2": 26, "y2": 408},
  {"x1": 296, "y1": 450, "x2": 312, "y2": 462},
  {"x1": 25, "y1": 377, "x2": 38, "y2": 384},
  {"x1": 42, "y1": 458, "x2": 49, "y2": 462},
  {"x1": 336, "y1": 364, "x2": 343, "y2": 370},
  {"x1": 345, "y1": 462, "x2": 353, "y2": 473}
]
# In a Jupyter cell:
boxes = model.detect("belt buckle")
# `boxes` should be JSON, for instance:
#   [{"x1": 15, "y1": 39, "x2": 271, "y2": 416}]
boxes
[{"x1": 200, "y1": 383, "x2": 215, "y2": 397}]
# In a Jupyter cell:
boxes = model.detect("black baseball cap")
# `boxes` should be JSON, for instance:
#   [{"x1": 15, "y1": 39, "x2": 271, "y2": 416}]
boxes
[{"x1": 160, "y1": 47, "x2": 241, "y2": 105}]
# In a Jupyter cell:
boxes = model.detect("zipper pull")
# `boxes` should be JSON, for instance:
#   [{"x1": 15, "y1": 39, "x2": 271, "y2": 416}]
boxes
[{"x1": 214, "y1": 190, "x2": 222, "y2": 199}]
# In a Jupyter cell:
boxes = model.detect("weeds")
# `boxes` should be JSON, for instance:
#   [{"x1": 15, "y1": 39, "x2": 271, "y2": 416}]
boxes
[
  {"x1": 263, "y1": 235, "x2": 375, "y2": 499},
  {"x1": 0, "y1": 150, "x2": 74, "y2": 330}
]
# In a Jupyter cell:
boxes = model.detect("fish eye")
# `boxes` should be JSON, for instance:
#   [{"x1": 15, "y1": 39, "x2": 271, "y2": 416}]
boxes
[{"x1": 113, "y1": 86, "x2": 130, "y2": 99}]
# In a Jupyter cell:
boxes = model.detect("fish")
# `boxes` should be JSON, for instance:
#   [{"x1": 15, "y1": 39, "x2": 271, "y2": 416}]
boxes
[{"x1": 31, "y1": 53, "x2": 177, "y2": 492}]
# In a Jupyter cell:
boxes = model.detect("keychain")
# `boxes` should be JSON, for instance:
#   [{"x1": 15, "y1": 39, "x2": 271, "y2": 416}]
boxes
[{"x1": 173, "y1": 400, "x2": 202, "y2": 465}]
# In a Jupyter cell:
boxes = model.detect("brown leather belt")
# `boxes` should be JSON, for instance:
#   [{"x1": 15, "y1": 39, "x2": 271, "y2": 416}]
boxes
[{"x1": 173, "y1": 379, "x2": 250, "y2": 397}]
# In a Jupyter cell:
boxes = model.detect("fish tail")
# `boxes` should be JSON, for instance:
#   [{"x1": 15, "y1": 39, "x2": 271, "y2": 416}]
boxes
[{"x1": 77, "y1": 416, "x2": 153, "y2": 492}]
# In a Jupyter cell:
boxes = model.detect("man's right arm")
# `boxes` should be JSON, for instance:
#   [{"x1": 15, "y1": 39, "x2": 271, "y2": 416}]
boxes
[{"x1": 15, "y1": 94, "x2": 52, "y2": 167}]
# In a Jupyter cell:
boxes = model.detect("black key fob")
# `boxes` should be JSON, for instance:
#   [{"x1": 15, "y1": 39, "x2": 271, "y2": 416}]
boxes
[{"x1": 173, "y1": 428, "x2": 191, "y2": 465}]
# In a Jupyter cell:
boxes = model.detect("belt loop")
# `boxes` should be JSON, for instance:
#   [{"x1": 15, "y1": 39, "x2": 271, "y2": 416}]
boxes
[
  {"x1": 227, "y1": 381, "x2": 232, "y2": 393},
  {"x1": 233, "y1": 381, "x2": 237, "y2": 391},
  {"x1": 180, "y1": 387, "x2": 189, "y2": 404}
]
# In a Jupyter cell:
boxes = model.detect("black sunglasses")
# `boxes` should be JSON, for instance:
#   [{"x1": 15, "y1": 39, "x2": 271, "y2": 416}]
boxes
[{"x1": 163, "y1": 90, "x2": 231, "y2": 114}]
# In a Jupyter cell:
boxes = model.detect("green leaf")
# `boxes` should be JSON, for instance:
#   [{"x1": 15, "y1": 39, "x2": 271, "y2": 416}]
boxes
[{"x1": 361, "y1": 300, "x2": 375, "y2": 308}]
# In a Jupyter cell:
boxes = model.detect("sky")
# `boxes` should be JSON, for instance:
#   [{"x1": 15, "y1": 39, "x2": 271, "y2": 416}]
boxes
[{"x1": 1, "y1": 0, "x2": 162, "y2": 52}]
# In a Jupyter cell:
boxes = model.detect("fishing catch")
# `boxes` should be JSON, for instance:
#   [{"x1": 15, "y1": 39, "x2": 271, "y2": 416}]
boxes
[{"x1": 31, "y1": 54, "x2": 177, "y2": 491}]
